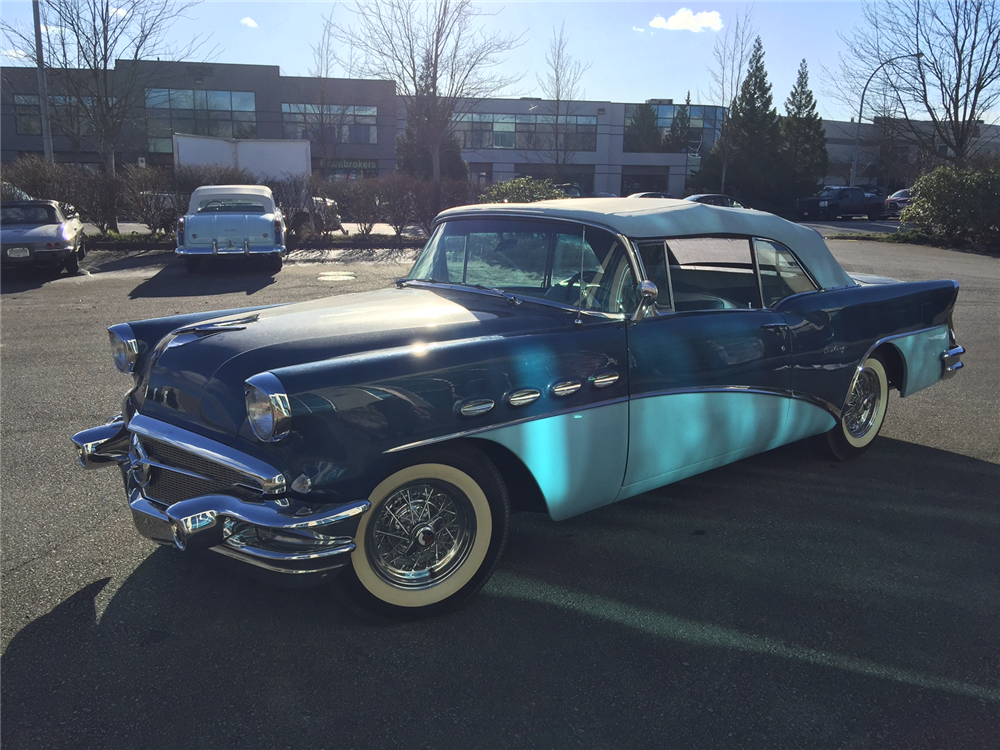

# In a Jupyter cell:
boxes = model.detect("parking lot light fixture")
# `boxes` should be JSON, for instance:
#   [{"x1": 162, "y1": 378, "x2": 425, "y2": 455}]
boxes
[{"x1": 849, "y1": 52, "x2": 923, "y2": 188}]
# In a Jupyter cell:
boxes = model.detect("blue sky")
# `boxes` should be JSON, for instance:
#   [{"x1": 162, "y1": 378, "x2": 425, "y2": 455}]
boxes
[{"x1": 2, "y1": 1, "x2": 865, "y2": 121}]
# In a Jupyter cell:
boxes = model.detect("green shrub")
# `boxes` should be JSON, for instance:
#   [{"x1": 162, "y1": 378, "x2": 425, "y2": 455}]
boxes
[
  {"x1": 478, "y1": 177, "x2": 568, "y2": 204},
  {"x1": 901, "y1": 166, "x2": 1000, "y2": 248}
]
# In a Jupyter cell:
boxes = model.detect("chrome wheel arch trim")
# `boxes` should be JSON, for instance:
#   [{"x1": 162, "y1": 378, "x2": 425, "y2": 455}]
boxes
[{"x1": 128, "y1": 413, "x2": 287, "y2": 494}]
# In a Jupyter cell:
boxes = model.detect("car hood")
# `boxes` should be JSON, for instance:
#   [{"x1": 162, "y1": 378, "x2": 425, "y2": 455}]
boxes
[
  {"x1": 135, "y1": 285, "x2": 573, "y2": 443},
  {"x1": 0, "y1": 224, "x2": 67, "y2": 243}
]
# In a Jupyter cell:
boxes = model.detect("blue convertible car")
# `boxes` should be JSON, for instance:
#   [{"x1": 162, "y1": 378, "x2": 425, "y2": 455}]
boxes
[{"x1": 72, "y1": 198, "x2": 964, "y2": 618}]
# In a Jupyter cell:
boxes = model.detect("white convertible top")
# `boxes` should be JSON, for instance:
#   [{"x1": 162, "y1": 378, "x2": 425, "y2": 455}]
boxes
[
  {"x1": 187, "y1": 184, "x2": 276, "y2": 214},
  {"x1": 436, "y1": 197, "x2": 856, "y2": 291}
]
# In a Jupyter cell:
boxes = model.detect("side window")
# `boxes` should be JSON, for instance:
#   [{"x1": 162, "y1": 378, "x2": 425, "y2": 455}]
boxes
[
  {"x1": 666, "y1": 237, "x2": 760, "y2": 311},
  {"x1": 636, "y1": 242, "x2": 671, "y2": 308},
  {"x1": 754, "y1": 239, "x2": 817, "y2": 306}
]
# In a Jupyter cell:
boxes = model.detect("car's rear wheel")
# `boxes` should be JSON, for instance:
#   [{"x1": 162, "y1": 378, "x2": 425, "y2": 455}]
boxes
[
  {"x1": 824, "y1": 354, "x2": 889, "y2": 460},
  {"x1": 266, "y1": 254, "x2": 283, "y2": 274},
  {"x1": 336, "y1": 444, "x2": 510, "y2": 619}
]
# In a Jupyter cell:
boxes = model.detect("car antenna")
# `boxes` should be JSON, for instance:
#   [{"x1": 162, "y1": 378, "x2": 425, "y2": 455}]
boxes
[{"x1": 575, "y1": 226, "x2": 585, "y2": 328}]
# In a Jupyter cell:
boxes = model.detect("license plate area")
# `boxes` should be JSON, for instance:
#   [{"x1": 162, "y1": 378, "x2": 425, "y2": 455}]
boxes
[{"x1": 6, "y1": 247, "x2": 30, "y2": 258}]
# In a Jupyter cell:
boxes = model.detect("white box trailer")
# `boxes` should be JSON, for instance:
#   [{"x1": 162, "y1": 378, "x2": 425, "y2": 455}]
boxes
[{"x1": 172, "y1": 134, "x2": 312, "y2": 178}]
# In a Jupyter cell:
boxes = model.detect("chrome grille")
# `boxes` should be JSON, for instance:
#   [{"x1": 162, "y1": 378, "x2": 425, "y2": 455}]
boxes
[{"x1": 139, "y1": 436, "x2": 263, "y2": 506}]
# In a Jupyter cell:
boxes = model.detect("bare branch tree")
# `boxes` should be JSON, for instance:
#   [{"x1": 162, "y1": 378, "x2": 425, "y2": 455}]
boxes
[
  {"x1": 531, "y1": 23, "x2": 592, "y2": 183},
  {"x1": 1, "y1": 0, "x2": 210, "y2": 178},
  {"x1": 331, "y1": 0, "x2": 523, "y2": 182},
  {"x1": 838, "y1": 0, "x2": 1000, "y2": 165},
  {"x1": 707, "y1": 6, "x2": 757, "y2": 192}
]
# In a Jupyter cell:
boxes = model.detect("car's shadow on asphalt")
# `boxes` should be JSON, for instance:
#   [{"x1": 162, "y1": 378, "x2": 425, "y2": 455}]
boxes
[
  {"x1": 3, "y1": 437, "x2": 998, "y2": 748},
  {"x1": 0, "y1": 266, "x2": 71, "y2": 293},
  {"x1": 127, "y1": 257, "x2": 278, "y2": 298}
]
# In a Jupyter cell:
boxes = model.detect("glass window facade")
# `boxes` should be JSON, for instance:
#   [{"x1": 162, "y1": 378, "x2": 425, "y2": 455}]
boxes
[
  {"x1": 281, "y1": 104, "x2": 378, "y2": 145},
  {"x1": 453, "y1": 112, "x2": 598, "y2": 151},
  {"x1": 623, "y1": 102, "x2": 726, "y2": 155},
  {"x1": 145, "y1": 88, "x2": 257, "y2": 153},
  {"x1": 13, "y1": 94, "x2": 95, "y2": 138}
]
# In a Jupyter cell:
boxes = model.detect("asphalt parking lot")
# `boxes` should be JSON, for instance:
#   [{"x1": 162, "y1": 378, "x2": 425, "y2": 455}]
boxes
[{"x1": 1, "y1": 239, "x2": 998, "y2": 749}]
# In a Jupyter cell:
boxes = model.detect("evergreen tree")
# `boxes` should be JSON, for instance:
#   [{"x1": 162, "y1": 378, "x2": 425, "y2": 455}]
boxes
[
  {"x1": 780, "y1": 60, "x2": 829, "y2": 201},
  {"x1": 395, "y1": 53, "x2": 468, "y2": 181},
  {"x1": 664, "y1": 92, "x2": 691, "y2": 153},
  {"x1": 624, "y1": 104, "x2": 663, "y2": 153},
  {"x1": 720, "y1": 37, "x2": 782, "y2": 208}
]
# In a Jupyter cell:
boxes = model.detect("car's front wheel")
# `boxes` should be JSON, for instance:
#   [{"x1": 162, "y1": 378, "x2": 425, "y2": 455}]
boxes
[
  {"x1": 337, "y1": 444, "x2": 510, "y2": 619},
  {"x1": 825, "y1": 354, "x2": 889, "y2": 460}
]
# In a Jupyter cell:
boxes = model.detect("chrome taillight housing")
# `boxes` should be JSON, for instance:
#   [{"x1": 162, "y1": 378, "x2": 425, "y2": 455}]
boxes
[{"x1": 177, "y1": 216, "x2": 186, "y2": 246}]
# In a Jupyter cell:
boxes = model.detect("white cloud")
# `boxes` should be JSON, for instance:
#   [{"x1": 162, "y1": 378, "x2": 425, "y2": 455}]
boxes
[
  {"x1": 3, "y1": 49, "x2": 30, "y2": 61},
  {"x1": 110, "y1": 7, "x2": 128, "y2": 17},
  {"x1": 240, "y1": 17, "x2": 258, "y2": 28},
  {"x1": 650, "y1": 9, "x2": 723, "y2": 33},
  {"x1": 633, "y1": 26, "x2": 645, "y2": 33}
]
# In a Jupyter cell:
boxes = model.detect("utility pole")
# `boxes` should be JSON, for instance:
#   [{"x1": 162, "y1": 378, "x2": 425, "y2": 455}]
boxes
[{"x1": 32, "y1": 0, "x2": 55, "y2": 162}]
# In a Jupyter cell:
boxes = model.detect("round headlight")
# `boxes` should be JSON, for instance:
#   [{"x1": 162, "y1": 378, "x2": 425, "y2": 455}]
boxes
[
  {"x1": 245, "y1": 373, "x2": 291, "y2": 442},
  {"x1": 108, "y1": 323, "x2": 140, "y2": 373}
]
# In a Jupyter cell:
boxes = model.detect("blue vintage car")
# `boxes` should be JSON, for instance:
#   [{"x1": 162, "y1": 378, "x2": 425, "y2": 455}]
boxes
[{"x1": 72, "y1": 198, "x2": 964, "y2": 618}]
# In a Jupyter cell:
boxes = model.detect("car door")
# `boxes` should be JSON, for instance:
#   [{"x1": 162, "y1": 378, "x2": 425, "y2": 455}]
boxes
[{"x1": 620, "y1": 236, "x2": 792, "y2": 499}]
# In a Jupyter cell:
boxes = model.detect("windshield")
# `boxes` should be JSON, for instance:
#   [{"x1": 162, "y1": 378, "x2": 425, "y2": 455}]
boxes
[
  {"x1": 817, "y1": 187, "x2": 841, "y2": 197},
  {"x1": 407, "y1": 217, "x2": 638, "y2": 315},
  {"x1": 1, "y1": 205, "x2": 58, "y2": 225}
]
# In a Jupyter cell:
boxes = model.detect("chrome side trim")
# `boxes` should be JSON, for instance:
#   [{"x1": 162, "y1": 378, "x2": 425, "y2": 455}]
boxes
[
  {"x1": 508, "y1": 389, "x2": 541, "y2": 407},
  {"x1": 128, "y1": 413, "x2": 287, "y2": 494},
  {"x1": 385, "y1": 397, "x2": 630, "y2": 454},
  {"x1": 630, "y1": 385, "x2": 841, "y2": 419},
  {"x1": 551, "y1": 381, "x2": 582, "y2": 397},
  {"x1": 459, "y1": 398, "x2": 496, "y2": 417},
  {"x1": 590, "y1": 371, "x2": 620, "y2": 388}
]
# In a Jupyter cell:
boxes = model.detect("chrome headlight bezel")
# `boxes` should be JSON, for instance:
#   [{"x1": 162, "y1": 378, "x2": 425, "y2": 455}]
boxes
[
  {"x1": 108, "y1": 323, "x2": 140, "y2": 374},
  {"x1": 245, "y1": 372, "x2": 292, "y2": 442}
]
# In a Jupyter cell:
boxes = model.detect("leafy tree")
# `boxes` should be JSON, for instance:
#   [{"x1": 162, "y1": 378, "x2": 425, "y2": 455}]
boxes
[
  {"x1": 623, "y1": 104, "x2": 662, "y2": 153},
  {"x1": 664, "y1": 92, "x2": 691, "y2": 153},
  {"x1": 780, "y1": 60, "x2": 829, "y2": 200},
  {"x1": 478, "y1": 177, "x2": 568, "y2": 204}
]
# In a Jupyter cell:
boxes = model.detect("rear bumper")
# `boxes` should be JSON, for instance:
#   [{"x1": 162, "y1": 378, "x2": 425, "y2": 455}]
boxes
[
  {"x1": 72, "y1": 417, "x2": 369, "y2": 585},
  {"x1": 176, "y1": 245, "x2": 285, "y2": 256}
]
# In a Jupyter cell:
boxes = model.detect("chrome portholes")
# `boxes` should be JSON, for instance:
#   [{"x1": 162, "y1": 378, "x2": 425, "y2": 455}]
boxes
[
  {"x1": 551, "y1": 381, "x2": 582, "y2": 397},
  {"x1": 366, "y1": 480, "x2": 475, "y2": 589},
  {"x1": 590, "y1": 371, "x2": 619, "y2": 388},
  {"x1": 844, "y1": 366, "x2": 883, "y2": 439},
  {"x1": 459, "y1": 399, "x2": 495, "y2": 417},
  {"x1": 508, "y1": 389, "x2": 541, "y2": 407}
]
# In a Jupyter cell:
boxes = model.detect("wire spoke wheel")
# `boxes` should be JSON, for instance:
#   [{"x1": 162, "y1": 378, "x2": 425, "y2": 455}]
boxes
[
  {"x1": 338, "y1": 445, "x2": 510, "y2": 619},
  {"x1": 367, "y1": 480, "x2": 475, "y2": 589},
  {"x1": 825, "y1": 354, "x2": 890, "y2": 460}
]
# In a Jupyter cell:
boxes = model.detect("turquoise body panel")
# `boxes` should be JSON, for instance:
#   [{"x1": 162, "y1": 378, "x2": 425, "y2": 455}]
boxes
[
  {"x1": 889, "y1": 325, "x2": 949, "y2": 397},
  {"x1": 619, "y1": 391, "x2": 835, "y2": 501},
  {"x1": 475, "y1": 391, "x2": 835, "y2": 520},
  {"x1": 475, "y1": 401, "x2": 629, "y2": 521}
]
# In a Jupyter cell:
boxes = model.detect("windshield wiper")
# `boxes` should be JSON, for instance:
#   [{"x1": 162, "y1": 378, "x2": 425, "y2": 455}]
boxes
[{"x1": 397, "y1": 278, "x2": 519, "y2": 305}]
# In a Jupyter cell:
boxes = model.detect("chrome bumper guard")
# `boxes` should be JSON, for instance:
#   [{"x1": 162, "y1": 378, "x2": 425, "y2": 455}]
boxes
[
  {"x1": 942, "y1": 345, "x2": 965, "y2": 379},
  {"x1": 72, "y1": 416, "x2": 369, "y2": 577}
]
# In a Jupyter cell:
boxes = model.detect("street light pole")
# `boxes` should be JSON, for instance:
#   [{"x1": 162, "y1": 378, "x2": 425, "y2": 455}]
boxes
[{"x1": 849, "y1": 52, "x2": 922, "y2": 188}]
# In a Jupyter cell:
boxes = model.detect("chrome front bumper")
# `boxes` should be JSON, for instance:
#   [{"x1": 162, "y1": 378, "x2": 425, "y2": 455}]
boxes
[{"x1": 72, "y1": 417, "x2": 368, "y2": 581}]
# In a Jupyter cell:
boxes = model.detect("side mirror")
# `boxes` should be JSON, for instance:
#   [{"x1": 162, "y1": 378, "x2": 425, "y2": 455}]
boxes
[{"x1": 632, "y1": 280, "x2": 658, "y2": 322}]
